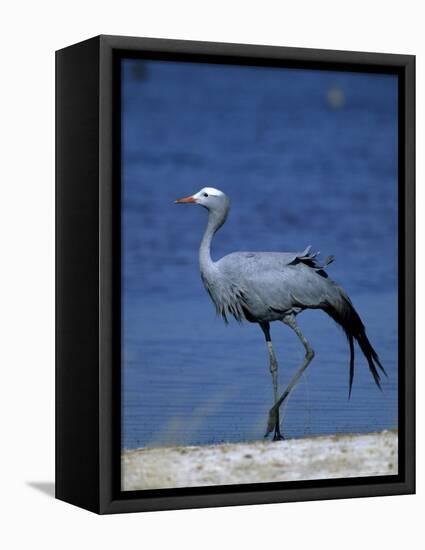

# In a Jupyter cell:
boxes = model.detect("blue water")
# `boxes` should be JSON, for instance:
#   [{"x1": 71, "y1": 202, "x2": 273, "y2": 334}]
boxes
[{"x1": 121, "y1": 59, "x2": 398, "y2": 450}]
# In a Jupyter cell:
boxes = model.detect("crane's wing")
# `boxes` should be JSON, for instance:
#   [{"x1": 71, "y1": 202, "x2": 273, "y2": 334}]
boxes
[{"x1": 218, "y1": 246, "x2": 333, "y2": 274}]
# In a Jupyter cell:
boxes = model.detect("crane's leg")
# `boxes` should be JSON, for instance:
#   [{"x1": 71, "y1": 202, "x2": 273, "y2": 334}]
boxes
[
  {"x1": 259, "y1": 322, "x2": 284, "y2": 441},
  {"x1": 265, "y1": 315, "x2": 315, "y2": 438}
]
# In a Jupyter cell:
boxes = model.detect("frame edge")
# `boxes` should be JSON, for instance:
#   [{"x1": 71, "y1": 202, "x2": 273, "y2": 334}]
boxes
[{"x1": 94, "y1": 35, "x2": 416, "y2": 514}]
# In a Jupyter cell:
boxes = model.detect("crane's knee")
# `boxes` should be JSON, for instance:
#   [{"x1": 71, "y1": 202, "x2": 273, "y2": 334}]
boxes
[{"x1": 306, "y1": 348, "x2": 315, "y2": 361}]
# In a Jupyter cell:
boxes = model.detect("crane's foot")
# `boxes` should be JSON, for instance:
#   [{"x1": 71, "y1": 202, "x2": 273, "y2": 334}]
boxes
[
  {"x1": 273, "y1": 430, "x2": 285, "y2": 441},
  {"x1": 264, "y1": 405, "x2": 278, "y2": 438},
  {"x1": 273, "y1": 407, "x2": 284, "y2": 440},
  {"x1": 264, "y1": 405, "x2": 285, "y2": 441}
]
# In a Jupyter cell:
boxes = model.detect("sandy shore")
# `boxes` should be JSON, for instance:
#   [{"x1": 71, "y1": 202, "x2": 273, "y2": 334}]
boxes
[{"x1": 122, "y1": 430, "x2": 397, "y2": 491}]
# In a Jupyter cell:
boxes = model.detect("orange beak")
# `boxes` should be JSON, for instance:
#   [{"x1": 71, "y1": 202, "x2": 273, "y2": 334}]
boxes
[{"x1": 174, "y1": 195, "x2": 196, "y2": 204}]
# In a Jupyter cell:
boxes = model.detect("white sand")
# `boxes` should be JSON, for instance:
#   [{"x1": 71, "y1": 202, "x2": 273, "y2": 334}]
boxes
[{"x1": 122, "y1": 430, "x2": 397, "y2": 491}]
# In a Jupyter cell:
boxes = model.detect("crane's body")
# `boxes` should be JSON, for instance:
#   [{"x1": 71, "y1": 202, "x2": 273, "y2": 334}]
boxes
[
  {"x1": 175, "y1": 187, "x2": 386, "y2": 440},
  {"x1": 203, "y1": 247, "x2": 337, "y2": 323}
]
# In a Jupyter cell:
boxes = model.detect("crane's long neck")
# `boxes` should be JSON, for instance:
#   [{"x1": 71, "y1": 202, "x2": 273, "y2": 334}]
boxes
[{"x1": 199, "y1": 209, "x2": 227, "y2": 275}]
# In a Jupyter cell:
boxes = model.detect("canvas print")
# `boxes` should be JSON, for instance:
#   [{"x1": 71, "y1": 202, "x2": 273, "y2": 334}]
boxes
[{"x1": 120, "y1": 57, "x2": 398, "y2": 491}]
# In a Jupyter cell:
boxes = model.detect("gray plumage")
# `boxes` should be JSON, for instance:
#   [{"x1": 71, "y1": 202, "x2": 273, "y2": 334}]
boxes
[{"x1": 175, "y1": 187, "x2": 386, "y2": 440}]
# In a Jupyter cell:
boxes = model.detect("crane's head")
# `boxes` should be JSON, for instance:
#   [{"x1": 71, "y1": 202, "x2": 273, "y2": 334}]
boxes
[{"x1": 175, "y1": 187, "x2": 230, "y2": 217}]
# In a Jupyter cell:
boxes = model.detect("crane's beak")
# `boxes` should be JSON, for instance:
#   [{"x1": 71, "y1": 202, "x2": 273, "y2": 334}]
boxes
[{"x1": 174, "y1": 195, "x2": 196, "y2": 204}]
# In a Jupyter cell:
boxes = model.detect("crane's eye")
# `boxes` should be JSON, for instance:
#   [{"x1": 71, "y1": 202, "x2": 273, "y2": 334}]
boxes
[{"x1": 203, "y1": 192, "x2": 209, "y2": 197}]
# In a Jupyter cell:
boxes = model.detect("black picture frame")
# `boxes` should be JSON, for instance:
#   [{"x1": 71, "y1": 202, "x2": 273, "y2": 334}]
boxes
[{"x1": 56, "y1": 35, "x2": 415, "y2": 514}]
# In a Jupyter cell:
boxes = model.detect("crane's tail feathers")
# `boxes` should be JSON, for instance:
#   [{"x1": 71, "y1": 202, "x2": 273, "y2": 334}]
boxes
[
  {"x1": 348, "y1": 334, "x2": 355, "y2": 398},
  {"x1": 324, "y1": 291, "x2": 386, "y2": 397}
]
